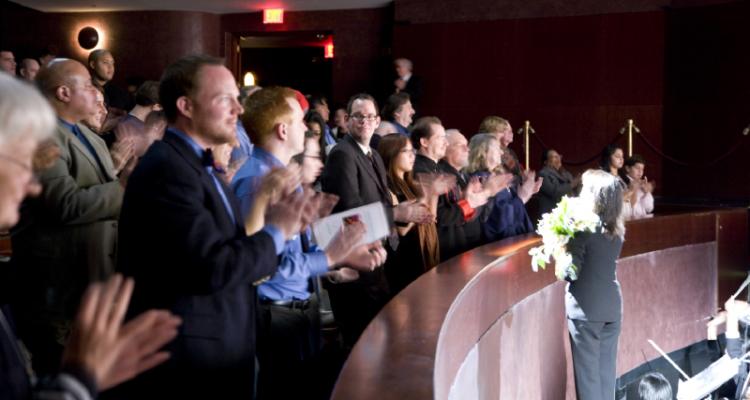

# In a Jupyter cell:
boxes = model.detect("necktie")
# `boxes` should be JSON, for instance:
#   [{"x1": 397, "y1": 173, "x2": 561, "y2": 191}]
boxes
[
  {"x1": 367, "y1": 151, "x2": 387, "y2": 195},
  {"x1": 203, "y1": 149, "x2": 237, "y2": 224},
  {"x1": 72, "y1": 125, "x2": 106, "y2": 173}
]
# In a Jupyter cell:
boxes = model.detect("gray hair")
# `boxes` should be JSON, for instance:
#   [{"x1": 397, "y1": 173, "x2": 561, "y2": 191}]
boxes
[
  {"x1": 580, "y1": 169, "x2": 625, "y2": 239},
  {"x1": 0, "y1": 73, "x2": 56, "y2": 146},
  {"x1": 465, "y1": 133, "x2": 499, "y2": 174},
  {"x1": 394, "y1": 58, "x2": 413, "y2": 71}
]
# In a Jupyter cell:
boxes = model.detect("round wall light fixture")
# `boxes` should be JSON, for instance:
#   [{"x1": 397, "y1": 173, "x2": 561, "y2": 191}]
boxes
[{"x1": 77, "y1": 27, "x2": 99, "y2": 50}]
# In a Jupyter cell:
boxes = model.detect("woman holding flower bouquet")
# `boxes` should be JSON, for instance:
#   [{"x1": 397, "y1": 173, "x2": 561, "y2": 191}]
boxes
[{"x1": 564, "y1": 169, "x2": 625, "y2": 400}]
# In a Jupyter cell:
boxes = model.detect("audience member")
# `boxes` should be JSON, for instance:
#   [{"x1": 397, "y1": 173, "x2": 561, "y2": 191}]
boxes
[
  {"x1": 0, "y1": 70, "x2": 178, "y2": 400},
  {"x1": 88, "y1": 49, "x2": 132, "y2": 112},
  {"x1": 229, "y1": 85, "x2": 261, "y2": 168},
  {"x1": 636, "y1": 372, "x2": 672, "y2": 400},
  {"x1": 81, "y1": 86, "x2": 109, "y2": 134},
  {"x1": 304, "y1": 110, "x2": 330, "y2": 163},
  {"x1": 377, "y1": 134, "x2": 442, "y2": 293},
  {"x1": 331, "y1": 107, "x2": 349, "y2": 139},
  {"x1": 114, "y1": 81, "x2": 161, "y2": 140},
  {"x1": 410, "y1": 117, "x2": 490, "y2": 258},
  {"x1": 478, "y1": 116, "x2": 522, "y2": 187},
  {"x1": 320, "y1": 93, "x2": 432, "y2": 347},
  {"x1": 537, "y1": 148, "x2": 578, "y2": 216},
  {"x1": 309, "y1": 95, "x2": 336, "y2": 146},
  {"x1": 0, "y1": 50, "x2": 16, "y2": 75},
  {"x1": 599, "y1": 144, "x2": 626, "y2": 184},
  {"x1": 11, "y1": 59, "x2": 129, "y2": 375},
  {"x1": 393, "y1": 58, "x2": 422, "y2": 107},
  {"x1": 18, "y1": 58, "x2": 39, "y2": 81},
  {"x1": 466, "y1": 133, "x2": 533, "y2": 242},
  {"x1": 374, "y1": 92, "x2": 414, "y2": 138},
  {"x1": 620, "y1": 154, "x2": 654, "y2": 220},
  {"x1": 115, "y1": 54, "x2": 312, "y2": 398},
  {"x1": 438, "y1": 129, "x2": 501, "y2": 258},
  {"x1": 38, "y1": 45, "x2": 57, "y2": 67},
  {"x1": 231, "y1": 86, "x2": 384, "y2": 399}
]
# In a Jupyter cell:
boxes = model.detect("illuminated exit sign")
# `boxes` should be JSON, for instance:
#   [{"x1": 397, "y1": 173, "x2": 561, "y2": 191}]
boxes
[{"x1": 263, "y1": 9, "x2": 284, "y2": 24}]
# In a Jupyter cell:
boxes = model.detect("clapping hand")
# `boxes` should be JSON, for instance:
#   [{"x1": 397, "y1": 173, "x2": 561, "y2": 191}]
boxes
[
  {"x1": 62, "y1": 274, "x2": 181, "y2": 391},
  {"x1": 482, "y1": 172, "x2": 513, "y2": 197},
  {"x1": 259, "y1": 164, "x2": 302, "y2": 204},
  {"x1": 415, "y1": 173, "x2": 456, "y2": 199},
  {"x1": 464, "y1": 178, "x2": 490, "y2": 209},
  {"x1": 518, "y1": 170, "x2": 543, "y2": 204},
  {"x1": 110, "y1": 137, "x2": 136, "y2": 175},
  {"x1": 393, "y1": 199, "x2": 434, "y2": 224},
  {"x1": 340, "y1": 240, "x2": 388, "y2": 272},
  {"x1": 641, "y1": 176, "x2": 655, "y2": 193}
]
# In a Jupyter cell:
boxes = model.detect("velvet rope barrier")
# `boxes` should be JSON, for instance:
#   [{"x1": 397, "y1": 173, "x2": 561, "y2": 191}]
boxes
[{"x1": 530, "y1": 131, "x2": 623, "y2": 167}]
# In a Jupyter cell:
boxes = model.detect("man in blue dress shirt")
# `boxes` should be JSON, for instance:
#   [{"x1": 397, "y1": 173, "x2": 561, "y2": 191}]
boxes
[{"x1": 232, "y1": 87, "x2": 386, "y2": 399}]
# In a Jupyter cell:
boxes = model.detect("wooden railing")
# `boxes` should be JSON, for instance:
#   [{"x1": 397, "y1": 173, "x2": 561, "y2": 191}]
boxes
[{"x1": 331, "y1": 209, "x2": 748, "y2": 399}]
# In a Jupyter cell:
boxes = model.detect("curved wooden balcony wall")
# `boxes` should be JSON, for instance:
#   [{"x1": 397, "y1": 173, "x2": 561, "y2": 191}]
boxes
[{"x1": 331, "y1": 209, "x2": 748, "y2": 399}]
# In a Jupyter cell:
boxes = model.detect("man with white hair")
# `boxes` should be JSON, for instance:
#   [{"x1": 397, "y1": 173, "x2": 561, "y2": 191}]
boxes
[
  {"x1": 0, "y1": 72, "x2": 180, "y2": 400},
  {"x1": 393, "y1": 57, "x2": 422, "y2": 108}
]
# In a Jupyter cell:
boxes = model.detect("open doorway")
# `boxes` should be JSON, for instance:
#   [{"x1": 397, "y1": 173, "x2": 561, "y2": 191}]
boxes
[{"x1": 237, "y1": 32, "x2": 333, "y2": 100}]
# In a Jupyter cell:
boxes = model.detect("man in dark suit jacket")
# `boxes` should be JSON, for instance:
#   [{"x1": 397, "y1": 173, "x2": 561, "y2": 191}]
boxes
[
  {"x1": 320, "y1": 93, "x2": 430, "y2": 347},
  {"x1": 394, "y1": 58, "x2": 423, "y2": 108},
  {"x1": 115, "y1": 55, "x2": 307, "y2": 398}
]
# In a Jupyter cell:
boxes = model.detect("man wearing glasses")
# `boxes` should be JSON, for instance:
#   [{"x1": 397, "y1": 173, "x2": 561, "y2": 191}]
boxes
[{"x1": 321, "y1": 93, "x2": 432, "y2": 347}]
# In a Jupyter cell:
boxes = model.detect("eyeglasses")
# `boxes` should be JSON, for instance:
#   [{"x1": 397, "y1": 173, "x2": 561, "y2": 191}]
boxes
[
  {"x1": 350, "y1": 114, "x2": 379, "y2": 123},
  {"x1": 400, "y1": 148, "x2": 417, "y2": 155},
  {"x1": 0, "y1": 153, "x2": 39, "y2": 185}
]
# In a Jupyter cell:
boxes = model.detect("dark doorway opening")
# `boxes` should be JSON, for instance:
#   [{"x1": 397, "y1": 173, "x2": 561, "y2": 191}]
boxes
[{"x1": 239, "y1": 32, "x2": 333, "y2": 100}]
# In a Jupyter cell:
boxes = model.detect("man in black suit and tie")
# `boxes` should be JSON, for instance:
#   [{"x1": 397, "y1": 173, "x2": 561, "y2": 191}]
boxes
[
  {"x1": 320, "y1": 93, "x2": 431, "y2": 346},
  {"x1": 115, "y1": 54, "x2": 309, "y2": 398}
]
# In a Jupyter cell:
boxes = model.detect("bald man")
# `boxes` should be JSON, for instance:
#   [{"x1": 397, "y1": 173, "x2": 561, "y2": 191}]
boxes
[
  {"x1": 10, "y1": 59, "x2": 127, "y2": 374},
  {"x1": 18, "y1": 58, "x2": 40, "y2": 81}
]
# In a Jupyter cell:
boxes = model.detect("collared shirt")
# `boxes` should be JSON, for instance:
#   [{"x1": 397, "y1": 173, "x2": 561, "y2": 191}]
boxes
[
  {"x1": 58, "y1": 118, "x2": 106, "y2": 173},
  {"x1": 231, "y1": 147, "x2": 329, "y2": 301},
  {"x1": 168, "y1": 128, "x2": 285, "y2": 255},
  {"x1": 229, "y1": 120, "x2": 254, "y2": 168},
  {"x1": 392, "y1": 121, "x2": 410, "y2": 137},
  {"x1": 323, "y1": 124, "x2": 337, "y2": 146},
  {"x1": 353, "y1": 136, "x2": 372, "y2": 156}
]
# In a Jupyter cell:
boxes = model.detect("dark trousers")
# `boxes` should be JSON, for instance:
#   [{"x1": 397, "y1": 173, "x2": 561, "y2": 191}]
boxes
[
  {"x1": 567, "y1": 318, "x2": 621, "y2": 400},
  {"x1": 324, "y1": 279, "x2": 389, "y2": 348},
  {"x1": 257, "y1": 296, "x2": 321, "y2": 400}
]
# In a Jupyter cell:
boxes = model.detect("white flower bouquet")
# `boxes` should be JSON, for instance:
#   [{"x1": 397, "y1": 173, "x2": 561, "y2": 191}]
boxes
[{"x1": 529, "y1": 196, "x2": 600, "y2": 281}]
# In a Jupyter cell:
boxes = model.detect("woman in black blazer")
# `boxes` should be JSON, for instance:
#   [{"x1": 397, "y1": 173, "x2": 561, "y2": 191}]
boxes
[{"x1": 565, "y1": 169, "x2": 625, "y2": 400}]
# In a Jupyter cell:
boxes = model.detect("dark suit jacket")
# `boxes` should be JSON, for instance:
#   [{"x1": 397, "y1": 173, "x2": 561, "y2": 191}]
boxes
[
  {"x1": 436, "y1": 160, "x2": 486, "y2": 260},
  {"x1": 537, "y1": 166, "x2": 574, "y2": 217},
  {"x1": 402, "y1": 75, "x2": 423, "y2": 107},
  {"x1": 565, "y1": 229, "x2": 624, "y2": 323},
  {"x1": 319, "y1": 134, "x2": 390, "y2": 344},
  {"x1": 322, "y1": 134, "x2": 391, "y2": 214},
  {"x1": 116, "y1": 130, "x2": 279, "y2": 396}
]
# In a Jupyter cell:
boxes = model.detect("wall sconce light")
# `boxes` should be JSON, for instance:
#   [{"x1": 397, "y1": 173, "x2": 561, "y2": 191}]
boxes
[
  {"x1": 77, "y1": 26, "x2": 99, "y2": 50},
  {"x1": 243, "y1": 72, "x2": 256, "y2": 86}
]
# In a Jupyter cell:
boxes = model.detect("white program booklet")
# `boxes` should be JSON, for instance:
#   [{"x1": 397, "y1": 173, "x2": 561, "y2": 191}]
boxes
[{"x1": 311, "y1": 201, "x2": 390, "y2": 249}]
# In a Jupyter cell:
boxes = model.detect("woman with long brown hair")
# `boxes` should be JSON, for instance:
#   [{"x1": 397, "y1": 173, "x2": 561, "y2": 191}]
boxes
[{"x1": 377, "y1": 134, "x2": 441, "y2": 294}]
